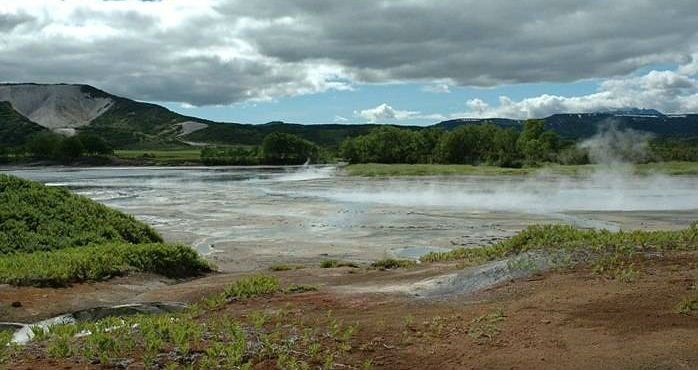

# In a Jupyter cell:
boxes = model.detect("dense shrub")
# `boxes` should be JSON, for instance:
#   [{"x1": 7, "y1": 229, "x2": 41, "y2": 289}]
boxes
[
  {"x1": 0, "y1": 175, "x2": 162, "y2": 253},
  {"x1": 0, "y1": 175, "x2": 209, "y2": 286}
]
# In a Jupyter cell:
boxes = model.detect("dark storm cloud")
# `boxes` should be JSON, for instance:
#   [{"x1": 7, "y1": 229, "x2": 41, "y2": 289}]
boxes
[
  {"x1": 229, "y1": 0, "x2": 698, "y2": 84},
  {"x1": 0, "y1": 1, "x2": 696, "y2": 105}
]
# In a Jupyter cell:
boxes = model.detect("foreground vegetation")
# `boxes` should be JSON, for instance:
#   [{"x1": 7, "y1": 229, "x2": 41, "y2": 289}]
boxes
[
  {"x1": 1, "y1": 274, "x2": 365, "y2": 370},
  {"x1": 0, "y1": 175, "x2": 210, "y2": 286},
  {"x1": 421, "y1": 223, "x2": 698, "y2": 281},
  {"x1": 0, "y1": 174, "x2": 161, "y2": 253}
]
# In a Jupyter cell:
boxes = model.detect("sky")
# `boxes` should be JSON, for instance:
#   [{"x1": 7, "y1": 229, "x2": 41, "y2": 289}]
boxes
[{"x1": 0, "y1": 0, "x2": 697, "y2": 125}]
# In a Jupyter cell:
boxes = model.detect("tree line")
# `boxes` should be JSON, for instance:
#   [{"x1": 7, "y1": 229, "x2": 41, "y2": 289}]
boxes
[
  {"x1": 0, "y1": 131, "x2": 112, "y2": 163},
  {"x1": 340, "y1": 120, "x2": 561, "y2": 166},
  {"x1": 201, "y1": 132, "x2": 325, "y2": 165}
]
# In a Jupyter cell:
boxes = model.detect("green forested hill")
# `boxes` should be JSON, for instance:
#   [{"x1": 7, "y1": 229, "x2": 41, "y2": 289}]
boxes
[{"x1": 0, "y1": 101, "x2": 46, "y2": 146}]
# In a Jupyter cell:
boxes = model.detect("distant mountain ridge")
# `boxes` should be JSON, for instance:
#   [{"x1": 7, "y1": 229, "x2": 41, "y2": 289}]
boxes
[
  {"x1": 1, "y1": 83, "x2": 698, "y2": 148},
  {"x1": 437, "y1": 111, "x2": 698, "y2": 139}
]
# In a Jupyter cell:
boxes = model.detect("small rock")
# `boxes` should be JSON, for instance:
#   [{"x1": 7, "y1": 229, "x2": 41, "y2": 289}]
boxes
[
  {"x1": 11, "y1": 301, "x2": 21, "y2": 308},
  {"x1": 541, "y1": 319, "x2": 551, "y2": 324}
]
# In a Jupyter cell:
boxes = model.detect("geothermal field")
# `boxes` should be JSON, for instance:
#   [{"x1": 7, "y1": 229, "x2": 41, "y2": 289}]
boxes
[{"x1": 8, "y1": 166, "x2": 698, "y2": 272}]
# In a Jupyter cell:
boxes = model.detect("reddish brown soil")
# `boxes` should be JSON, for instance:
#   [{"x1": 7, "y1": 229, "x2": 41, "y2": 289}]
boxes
[{"x1": 3, "y1": 253, "x2": 698, "y2": 370}]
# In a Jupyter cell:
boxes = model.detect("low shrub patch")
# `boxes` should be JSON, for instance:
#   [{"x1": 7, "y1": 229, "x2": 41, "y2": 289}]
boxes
[
  {"x1": 223, "y1": 274, "x2": 280, "y2": 299},
  {"x1": 0, "y1": 243, "x2": 211, "y2": 287},
  {"x1": 370, "y1": 258, "x2": 417, "y2": 270}
]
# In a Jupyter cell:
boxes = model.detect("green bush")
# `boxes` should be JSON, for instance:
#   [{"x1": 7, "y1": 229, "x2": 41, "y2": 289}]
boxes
[{"x1": 0, "y1": 175, "x2": 162, "y2": 254}]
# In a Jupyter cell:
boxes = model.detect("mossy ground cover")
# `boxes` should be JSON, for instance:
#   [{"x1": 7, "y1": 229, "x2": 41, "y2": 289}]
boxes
[{"x1": 0, "y1": 175, "x2": 210, "y2": 286}]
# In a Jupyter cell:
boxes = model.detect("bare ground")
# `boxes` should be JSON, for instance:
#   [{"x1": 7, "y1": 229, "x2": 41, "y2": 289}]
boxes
[{"x1": 3, "y1": 253, "x2": 698, "y2": 369}]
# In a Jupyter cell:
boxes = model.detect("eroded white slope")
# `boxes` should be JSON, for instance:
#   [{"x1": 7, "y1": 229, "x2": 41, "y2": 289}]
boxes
[{"x1": 0, "y1": 84, "x2": 113, "y2": 129}]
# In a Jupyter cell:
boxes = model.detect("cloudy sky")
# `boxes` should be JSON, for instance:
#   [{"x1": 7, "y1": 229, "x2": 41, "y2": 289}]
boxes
[{"x1": 1, "y1": 0, "x2": 697, "y2": 124}]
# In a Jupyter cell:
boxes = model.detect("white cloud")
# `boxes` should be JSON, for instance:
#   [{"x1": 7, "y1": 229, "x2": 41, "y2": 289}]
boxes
[
  {"x1": 355, "y1": 103, "x2": 445, "y2": 123},
  {"x1": 461, "y1": 59, "x2": 698, "y2": 119},
  {"x1": 333, "y1": 115, "x2": 348, "y2": 122},
  {"x1": 356, "y1": 103, "x2": 418, "y2": 122}
]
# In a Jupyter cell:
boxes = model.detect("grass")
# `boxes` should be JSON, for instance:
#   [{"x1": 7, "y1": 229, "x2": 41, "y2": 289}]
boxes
[
  {"x1": 468, "y1": 309, "x2": 505, "y2": 343},
  {"x1": 320, "y1": 259, "x2": 360, "y2": 268},
  {"x1": 223, "y1": 274, "x2": 280, "y2": 299},
  {"x1": 421, "y1": 223, "x2": 698, "y2": 280},
  {"x1": 269, "y1": 263, "x2": 305, "y2": 271},
  {"x1": 9, "y1": 305, "x2": 363, "y2": 369},
  {"x1": 675, "y1": 297, "x2": 698, "y2": 315},
  {"x1": 3, "y1": 275, "x2": 364, "y2": 369},
  {"x1": 344, "y1": 161, "x2": 698, "y2": 177},
  {"x1": 0, "y1": 174, "x2": 161, "y2": 254},
  {"x1": 0, "y1": 243, "x2": 212, "y2": 287},
  {"x1": 284, "y1": 284, "x2": 319, "y2": 294},
  {"x1": 114, "y1": 149, "x2": 202, "y2": 164},
  {"x1": 370, "y1": 258, "x2": 417, "y2": 270}
]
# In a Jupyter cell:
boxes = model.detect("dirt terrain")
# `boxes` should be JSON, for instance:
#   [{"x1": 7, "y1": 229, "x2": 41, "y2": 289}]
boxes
[{"x1": 2, "y1": 252, "x2": 697, "y2": 369}]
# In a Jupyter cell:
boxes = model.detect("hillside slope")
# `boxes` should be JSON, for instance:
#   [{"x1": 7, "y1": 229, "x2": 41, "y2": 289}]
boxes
[
  {"x1": 0, "y1": 84, "x2": 112, "y2": 131},
  {"x1": 0, "y1": 101, "x2": 46, "y2": 146},
  {"x1": 0, "y1": 84, "x2": 210, "y2": 148},
  {"x1": 185, "y1": 121, "x2": 397, "y2": 147}
]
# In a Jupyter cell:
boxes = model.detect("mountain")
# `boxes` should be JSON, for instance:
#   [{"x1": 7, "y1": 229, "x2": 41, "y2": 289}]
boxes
[
  {"x1": 0, "y1": 83, "x2": 211, "y2": 148},
  {"x1": 2, "y1": 83, "x2": 698, "y2": 149},
  {"x1": 0, "y1": 84, "x2": 111, "y2": 129},
  {"x1": 436, "y1": 111, "x2": 698, "y2": 139}
]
